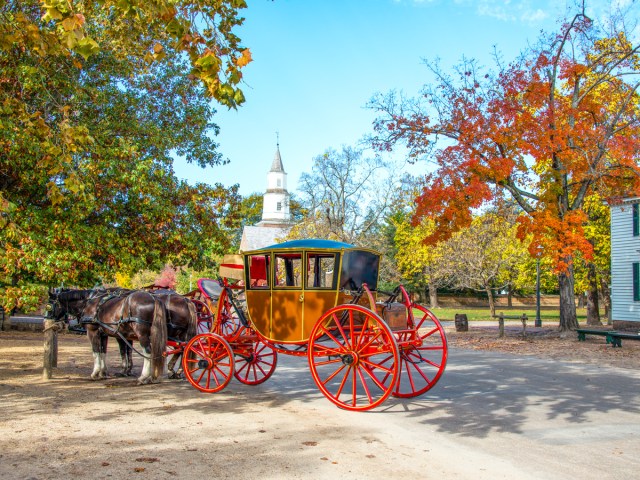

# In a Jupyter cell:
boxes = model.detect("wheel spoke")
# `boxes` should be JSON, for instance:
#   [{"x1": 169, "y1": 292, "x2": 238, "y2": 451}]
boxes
[
  {"x1": 356, "y1": 366, "x2": 374, "y2": 404},
  {"x1": 392, "y1": 304, "x2": 447, "y2": 398},
  {"x1": 308, "y1": 305, "x2": 399, "y2": 411}
]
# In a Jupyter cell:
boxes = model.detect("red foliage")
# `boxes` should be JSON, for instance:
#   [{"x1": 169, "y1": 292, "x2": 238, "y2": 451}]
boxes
[{"x1": 155, "y1": 264, "x2": 177, "y2": 289}]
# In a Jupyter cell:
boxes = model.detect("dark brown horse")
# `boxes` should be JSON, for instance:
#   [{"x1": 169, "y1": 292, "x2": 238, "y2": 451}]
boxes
[
  {"x1": 153, "y1": 291, "x2": 198, "y2": 377},
  {"x1": 117, "y1": 289, "x2": 199, "y2": 378},
  {"x1": 81, "y1": 290, "x2": 167, "y2": 384},
  {"x1": 47, "y1": 288, "x2": 96, "y2": 324}
]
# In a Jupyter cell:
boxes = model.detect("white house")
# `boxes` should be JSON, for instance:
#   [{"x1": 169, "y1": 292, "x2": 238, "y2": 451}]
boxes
[{"x1": 610, "y1": 198, "x2": 640, "y2": 327}]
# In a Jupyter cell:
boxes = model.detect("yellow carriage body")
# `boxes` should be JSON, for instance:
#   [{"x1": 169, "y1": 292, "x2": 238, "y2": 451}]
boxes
[{"x1": 242, "y1": 239, "x2": 381, "y2": 343}]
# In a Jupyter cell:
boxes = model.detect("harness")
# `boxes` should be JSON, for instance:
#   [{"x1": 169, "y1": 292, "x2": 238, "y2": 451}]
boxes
[{"x1": 81, "y1": 291, "x2": 157, "y2": 359}]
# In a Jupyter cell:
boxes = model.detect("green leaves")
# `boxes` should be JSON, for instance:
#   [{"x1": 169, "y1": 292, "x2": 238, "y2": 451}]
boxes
[{"x1": 0, "y1": 1, "x2": 245, "y2": 311}]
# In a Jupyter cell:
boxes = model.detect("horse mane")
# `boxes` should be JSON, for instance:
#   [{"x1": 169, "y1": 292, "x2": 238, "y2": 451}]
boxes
[{"x1": 58, "y1": 289, "x2": 93, "y2": 301}]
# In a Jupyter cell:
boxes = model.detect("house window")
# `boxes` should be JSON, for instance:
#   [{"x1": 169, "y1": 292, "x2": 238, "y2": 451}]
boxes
[
  {"x1": 633, "y1": 203, "x2": 639, "y2": 236},
  {"x1": 277, "y1": 202, "x2": 282, "y2": 211},
  {"x1": 277, "y1": 179, "x2": 282, "y2": 187},
  {"x1": 634, "y1": 263, "x2": 640, "y2": 302}
]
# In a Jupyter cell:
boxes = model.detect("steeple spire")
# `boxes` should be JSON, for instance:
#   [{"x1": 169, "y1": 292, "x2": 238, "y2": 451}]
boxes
[{"x1": 270, "y1": 134, "x2": 285, "y2": 173}]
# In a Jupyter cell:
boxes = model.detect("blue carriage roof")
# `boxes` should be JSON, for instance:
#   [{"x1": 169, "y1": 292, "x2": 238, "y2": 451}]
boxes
[{"x1": 259, "y1": 239, "x2": 355, "y2": 251}]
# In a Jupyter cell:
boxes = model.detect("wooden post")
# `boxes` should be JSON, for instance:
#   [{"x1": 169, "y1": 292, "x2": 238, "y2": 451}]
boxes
[
  {"x1": 43, "y1": 319, "x2": 58, "y2": 380},
  {"x1": 498, "y1": 312, "x2": 505, "y2": 338}
]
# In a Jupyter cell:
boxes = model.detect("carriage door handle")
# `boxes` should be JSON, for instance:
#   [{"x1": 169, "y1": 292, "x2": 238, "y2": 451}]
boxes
[{"x1": 299, "y1": 293, "x2": 304, "y2": 302}]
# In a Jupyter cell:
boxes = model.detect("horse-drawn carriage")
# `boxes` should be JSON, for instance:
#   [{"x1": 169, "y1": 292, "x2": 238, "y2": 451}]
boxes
[
  {"x1": 46, "y1": 239, "x2": 447, "y2": 410},
  {"x1": 182, "y1": 239, "x2": 448, "y2": 411}
]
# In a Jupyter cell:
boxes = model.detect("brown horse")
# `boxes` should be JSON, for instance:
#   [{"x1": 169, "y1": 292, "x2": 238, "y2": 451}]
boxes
[
  {"x1": 81, "y1": 290, "x2": 167, "y2": 384},
  {"x1": 153, "y1": 291, "x2": 198, "y2": 377},
  {"x1": 47, "y1": 288, "x2": 95, "y2": 324},
  {"x1": 113, "y1": 289, "x2": 199, "y2": 378}
]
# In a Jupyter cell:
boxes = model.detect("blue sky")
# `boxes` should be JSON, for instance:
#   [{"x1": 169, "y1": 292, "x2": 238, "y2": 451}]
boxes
[{"x1": 173, "y1": 0, "x2": 620, "y2": 196}]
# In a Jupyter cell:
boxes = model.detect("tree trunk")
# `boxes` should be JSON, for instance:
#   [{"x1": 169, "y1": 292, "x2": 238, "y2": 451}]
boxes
[
  {"x1": 428, "y1": 281, "x2": 439, "y2": 308},
  {"x1": 558, "y1": 268, "x2": 579, "y2": 331},
  {"x1": 486, "y1": 286, "x2": 496, "y2": 318},
  {"x1": 585, "y1": 262, "x2": 601, "y2": 326},
  {"x1": 600, "y1": 278, "x2": 612, "y2": 325},
  {"x1": 507, "y1": 288, "x2": 513, "y2": 308}
]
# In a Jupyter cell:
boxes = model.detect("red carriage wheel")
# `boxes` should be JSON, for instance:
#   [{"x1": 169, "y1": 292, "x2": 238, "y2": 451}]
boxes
[
  {"x1": 234, "y1": 341, "x2": 278, "y2": 385},
  {"x1": 191, "y1": 299, "x2": 213, "y2": 334},
  {"x1": 307, "y1": 304, "x2": 399, "y2": 411},
  {"x1": 214, "y1": 288, "x2": 245, "y2": 340},
  {"x1": 387, "y1": 304, "x2": 448, "y2": 398},
  {"x1": 182, "y1": 333, "x2": 234, "y2": 393}
]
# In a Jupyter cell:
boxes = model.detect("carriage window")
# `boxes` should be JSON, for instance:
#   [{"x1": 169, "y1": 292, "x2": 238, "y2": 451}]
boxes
[
  {"x1": 307, "y1": 253, "x2": 338, "y2": 289},
  {"x1": 246, "y1": 254, "x2": 270, "y2": 289},
  {"x1": 340, "y1": 250, "x2": 380, "y2": 291},
  {"x1": 274, "y1": 253, "x2": 302, "y2": 288}
]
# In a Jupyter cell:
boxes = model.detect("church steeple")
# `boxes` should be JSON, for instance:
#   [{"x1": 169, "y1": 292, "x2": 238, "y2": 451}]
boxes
[
  {"x1": 259, "y1": 138, "x2": 291, "y2": 226},
  {"x1": 270, "y1": 143, "x2": 285, "y2": 173}
]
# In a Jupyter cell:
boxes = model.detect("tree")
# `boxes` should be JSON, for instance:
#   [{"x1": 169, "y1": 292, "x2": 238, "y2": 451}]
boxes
[
  {"x1": 574, "y1": 194, "x2": 612, "y2": 325},
  {"x1": 372, "y1": 4, "x2": 640, "y2": 330},
  {"x1": 439, "y1": 210, "x2": 528, "y2": 317},
  {"x1": 291, "y1": 146, "x2": 393, "y2": 244},
  {"x1": 393, "y1": 211, "x2": 448, "y2": 307},
  {"x1": 0, "y1": 1, "x2": 246, "y2": 310}
]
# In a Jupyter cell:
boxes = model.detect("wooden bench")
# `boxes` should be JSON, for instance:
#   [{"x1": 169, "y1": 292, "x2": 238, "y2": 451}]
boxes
[
  {"x1": 608, "y1": 332, "x2": 640, "y2": 348},
  {"x1": 492, "y1": 313, "x2": 528, "y2": 338},
  {"x1": 576, "y1": 328, "x2": 616, "y2": 344}
]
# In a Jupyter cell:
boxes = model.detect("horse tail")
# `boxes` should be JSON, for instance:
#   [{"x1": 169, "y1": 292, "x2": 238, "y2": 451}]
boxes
[
  {"x1": 150, "y1": 296, "x2": 168, "y2": 379},
  {"x1": 186, "y1": 299, "x2": 198, "y2": 341}
]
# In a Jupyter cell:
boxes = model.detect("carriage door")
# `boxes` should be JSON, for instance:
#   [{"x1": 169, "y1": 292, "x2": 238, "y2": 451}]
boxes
[
  {"x1": 272, "y1": 252, "x2": 304, "y2": 341},
  {"x1": 302, "y1": 252, "x2": 339, "y2": 340}
]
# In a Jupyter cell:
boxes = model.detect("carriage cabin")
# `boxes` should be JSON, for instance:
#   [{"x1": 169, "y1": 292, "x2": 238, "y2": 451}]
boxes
[{"x1": 242, "y1": 239, "x2": 380, "y2": 343}]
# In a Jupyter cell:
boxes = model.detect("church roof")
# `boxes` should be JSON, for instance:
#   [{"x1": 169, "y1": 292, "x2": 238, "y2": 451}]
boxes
[
  {"x1": 270, "y1": 145, "x2": 286, "y2": 173},
  {"x1": 239, "y1": 225, "x2": 291, "y2": 252}
]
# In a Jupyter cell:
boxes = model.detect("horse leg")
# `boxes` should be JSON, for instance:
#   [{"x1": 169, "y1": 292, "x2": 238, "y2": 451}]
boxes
[
  {"x1": 167, "y1": 353, "x2": 183, "y2": 379},
  {"x1": 137, "y1": 334, "x2": 155, "y2": 385},
  {"x1": 116, "y1": 338, "x2": 134, "y2": 377},
  {"x1": 88, "y1": 330, "x2": 108, "y2": 380}
]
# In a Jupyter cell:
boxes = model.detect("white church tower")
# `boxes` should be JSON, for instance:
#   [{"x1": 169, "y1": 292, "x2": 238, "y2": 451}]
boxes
[
  {"x1": 258, "y1": 143, "x2": 291, "y2": 226},
  {"x1": 239, "y1": 140, "x2": 293, "y2": 252}
]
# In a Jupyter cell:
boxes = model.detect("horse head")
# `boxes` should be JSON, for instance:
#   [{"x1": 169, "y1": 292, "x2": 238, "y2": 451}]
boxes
[{"x1": 46, "y1": 289, "x2": 94, "y2": 322}]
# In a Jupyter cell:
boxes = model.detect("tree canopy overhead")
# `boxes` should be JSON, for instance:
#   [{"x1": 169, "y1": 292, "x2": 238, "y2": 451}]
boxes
[
  {"x1": 1, "y1": 1, "x2": 248, "y2": 309},
  {"x1": 371, "y1": 4, "x2": 640, "y2": 330}
]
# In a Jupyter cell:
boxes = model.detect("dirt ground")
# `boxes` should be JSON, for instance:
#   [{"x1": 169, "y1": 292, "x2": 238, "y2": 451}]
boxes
[{"x1": 0, "y1": 323, "x2": 638, "y2": 479}]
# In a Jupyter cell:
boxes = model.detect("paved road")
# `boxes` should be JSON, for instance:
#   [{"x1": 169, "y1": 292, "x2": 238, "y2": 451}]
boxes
[{"x1": 246, "y1": 346, "x2": 640, "y2": 479}]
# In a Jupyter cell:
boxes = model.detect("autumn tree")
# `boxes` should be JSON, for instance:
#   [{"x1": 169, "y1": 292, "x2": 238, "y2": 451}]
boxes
[
  {"x1": 392, "y1": 211, "x2": 449, "y2": 307},
  {"x1": 438, "y1": 210, "x2": 529, "y2": 317},
  {"x1": 0, "y1": 1, "x2": 248, "y2": 310},
  {"x1": 372, "y1": 5, "x2": 640, "y2": 330},
  {"x1": 573, "y1": 194, "x2": 611, "y2": 325}
]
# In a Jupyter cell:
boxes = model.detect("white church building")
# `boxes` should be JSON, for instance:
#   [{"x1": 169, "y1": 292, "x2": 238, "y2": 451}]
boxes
[{"x1": 239, "y1": 144, "x2": 293, "y2": 252}]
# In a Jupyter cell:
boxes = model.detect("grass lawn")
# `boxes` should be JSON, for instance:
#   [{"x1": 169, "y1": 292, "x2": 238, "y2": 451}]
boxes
[{"x1": 426, "y1": 306, "x2": 599, "y2": 323}]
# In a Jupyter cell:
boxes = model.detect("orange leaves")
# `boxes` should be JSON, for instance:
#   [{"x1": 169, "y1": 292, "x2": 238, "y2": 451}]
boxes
[
  {"x1": 517, "y1": 209, "x2": 593, "y2": 273},
  {"x1": 235, "y1": 48, "x2": 252, "y2": 67}
]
